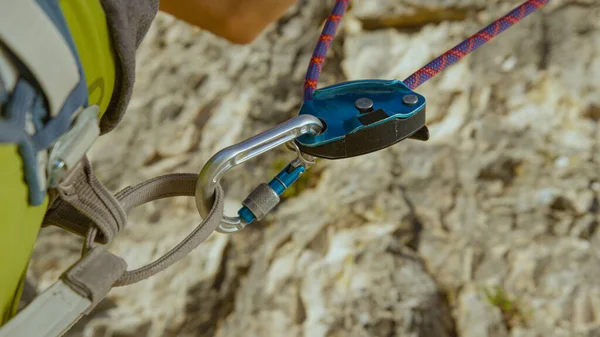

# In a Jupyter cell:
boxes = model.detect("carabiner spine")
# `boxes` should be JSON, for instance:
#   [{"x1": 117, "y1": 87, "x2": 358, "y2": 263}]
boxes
[{"x1": 195, "y1": 114, "x2": 323, "y2": 233}]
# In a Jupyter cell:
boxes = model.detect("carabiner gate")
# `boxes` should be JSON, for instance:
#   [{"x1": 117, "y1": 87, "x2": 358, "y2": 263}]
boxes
[{"x1": 195, "y1": 115, "x2": 323, "y2": 233}]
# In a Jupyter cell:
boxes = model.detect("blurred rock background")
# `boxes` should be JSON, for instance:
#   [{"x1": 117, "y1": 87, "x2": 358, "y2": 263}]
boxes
[{"x1": 27, "y1": 0, "x2": 600, "y2": 336}]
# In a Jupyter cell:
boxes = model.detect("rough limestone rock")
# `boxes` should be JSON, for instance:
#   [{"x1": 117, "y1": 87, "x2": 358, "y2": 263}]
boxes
[{"x1": 26, "y1": 1, "x2": 600, "y2": 337}]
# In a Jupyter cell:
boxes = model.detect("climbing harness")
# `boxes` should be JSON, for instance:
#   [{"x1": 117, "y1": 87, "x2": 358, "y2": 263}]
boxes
[
  {"x1": 0, "y1": 0, "x2": 548, "y2": 336},
  {"x1": 195, "y1": 0, "x2": 550, "y2": 227}
]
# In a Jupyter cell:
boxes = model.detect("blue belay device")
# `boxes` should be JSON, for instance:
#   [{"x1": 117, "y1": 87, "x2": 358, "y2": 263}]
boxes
[
  {"x1": 295, "y1": 79, "x2": 429, "y2": 159},
  {"x1": 237, "y1": 79, "x2": 429, "y2": 224}
]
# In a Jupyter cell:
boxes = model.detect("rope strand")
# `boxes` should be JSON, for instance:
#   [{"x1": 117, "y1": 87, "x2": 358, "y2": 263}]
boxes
[
  {"x1": 303, "y1": 0, "x2": 549, "y2": 99},
  {"x1": 303, "y1": 0, "x2": 350, "y2": 101},
  {"x1": 403, "y1": 0, "x2": 549, "y2": 89}
]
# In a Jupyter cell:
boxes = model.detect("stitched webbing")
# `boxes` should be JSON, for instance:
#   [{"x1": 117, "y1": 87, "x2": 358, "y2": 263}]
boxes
[
  {"x1": 112, "y1": 174, "x2": 224, "y2": 286},
  {"x1": 43, "y1": 157, "x2": 126, "y2": 244},
  {"x1": 43, "y1": 158, "x2": 225, "y2": 286}
]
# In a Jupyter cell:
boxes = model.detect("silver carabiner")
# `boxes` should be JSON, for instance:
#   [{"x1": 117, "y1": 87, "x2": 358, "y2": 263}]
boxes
[{"x1": 195, "y1": 115, "x2": 323, "y2": 233}]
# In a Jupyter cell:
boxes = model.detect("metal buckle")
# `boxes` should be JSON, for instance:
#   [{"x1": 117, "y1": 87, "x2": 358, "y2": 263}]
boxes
[
  {"x1": 195, "y1": 115, "x2": 323, "y2": 233},
  {"x1": 47, "y1": 105, "x2": 100, "y2": 187}
]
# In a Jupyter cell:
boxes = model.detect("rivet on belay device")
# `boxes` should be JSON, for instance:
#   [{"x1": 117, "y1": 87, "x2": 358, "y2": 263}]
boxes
[{"x1": 294, "y1": 79, "x2": 429, "y2": 160}]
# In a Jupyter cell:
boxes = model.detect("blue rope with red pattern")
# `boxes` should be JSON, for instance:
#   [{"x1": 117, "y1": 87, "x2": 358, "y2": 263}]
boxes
[
  {"x1": 303, "y1": 0, "x2": 549, "y2": 100},
  {"x1": 303, "y1": 0, "x2": 350, "y2": 101}
]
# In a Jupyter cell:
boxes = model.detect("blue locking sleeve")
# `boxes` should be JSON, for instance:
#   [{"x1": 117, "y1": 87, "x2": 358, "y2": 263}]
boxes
[{"x1": 238, "y1": 164, "x2": 306, "y2": 224}]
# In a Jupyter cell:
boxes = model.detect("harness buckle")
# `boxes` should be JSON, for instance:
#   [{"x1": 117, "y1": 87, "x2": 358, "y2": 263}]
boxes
[
  {"x1": 195, "y1": 115, "x2": 323, "y2": 233},
  {"x1": 47, "y1": 105, "x2": 100, "y2": 187}
]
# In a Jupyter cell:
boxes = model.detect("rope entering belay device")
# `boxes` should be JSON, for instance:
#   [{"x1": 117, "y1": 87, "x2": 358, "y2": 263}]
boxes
[{"x1": 195, "y1": 0, "x2": 549, "y2": 232}]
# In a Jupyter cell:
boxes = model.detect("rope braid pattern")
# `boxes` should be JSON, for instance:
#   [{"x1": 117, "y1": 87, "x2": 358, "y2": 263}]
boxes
[
  {"x1": 403, "y1": 0, "x2": 549, "y2": 89},
  {"x1": 303, "y1": 0, "x2": 548, "y2": 99},
  {"x1": 303, "y1": 0, "x2": 350, "y2": 101}
]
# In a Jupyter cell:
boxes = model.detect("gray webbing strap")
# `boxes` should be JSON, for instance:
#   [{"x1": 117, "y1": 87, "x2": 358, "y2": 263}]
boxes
[
  {"x1": 112, "y1": 174, "x2": 224, "y2": 286},
  {"x1": 43, "y1": 157, "x2": 126, "y2": 244},
  {"x1": 61, "y1": 247, "x2": 127, "y2": 310},
  {"x1": 43, "y1": 158, "x2": 225, "y2": 286},
  {"x1": 0, "y1": 248, "x2": 124, "y2": 337}
]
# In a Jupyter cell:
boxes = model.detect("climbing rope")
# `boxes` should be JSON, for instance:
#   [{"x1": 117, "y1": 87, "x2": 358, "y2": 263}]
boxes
[
  {"x1": 303, "y1": 0, "x2": 351, "y2": 101},
  {"x1": 303, "y1": 0, "x2": 549, "y2": 99},
  {"x1": 403, "y1": 0, "x2": 549, "y2": 89}
]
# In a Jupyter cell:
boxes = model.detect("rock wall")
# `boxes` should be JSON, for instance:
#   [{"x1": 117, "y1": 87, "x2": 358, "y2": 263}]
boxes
[{"x1": 28, "y1": 1, "x2": 600, "y2": 336}]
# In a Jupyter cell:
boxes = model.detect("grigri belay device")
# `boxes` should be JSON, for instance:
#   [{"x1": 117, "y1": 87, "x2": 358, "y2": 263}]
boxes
[
  {"x1": 295, "y1": 79, "x2": 429, "y2": 159},
  {"x1": 194, "y1": 0, "x2": 549, "y2": 232}
]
